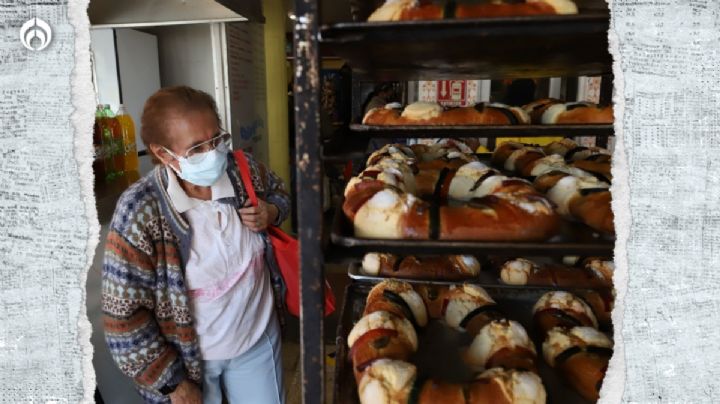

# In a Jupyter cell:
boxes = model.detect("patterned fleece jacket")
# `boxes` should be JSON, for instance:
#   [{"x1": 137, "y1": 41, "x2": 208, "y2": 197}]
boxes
[{"x1": 101, "y1": 152, "x2": 290, "y2": 403}]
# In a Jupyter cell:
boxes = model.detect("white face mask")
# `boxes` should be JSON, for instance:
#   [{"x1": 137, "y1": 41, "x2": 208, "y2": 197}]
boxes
[{"x1": 164, "y1": 142, "x2": 229, "y2": 187}]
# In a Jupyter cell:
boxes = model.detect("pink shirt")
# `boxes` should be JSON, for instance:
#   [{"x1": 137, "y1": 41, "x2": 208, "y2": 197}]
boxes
[{"x1": 166, "y1": 168, "x2": 274, "y2": 360}]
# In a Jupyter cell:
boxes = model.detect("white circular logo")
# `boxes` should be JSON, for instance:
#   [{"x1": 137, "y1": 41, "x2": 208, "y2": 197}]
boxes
[{"x1": 20, "y1": 18, "x2": 52, "y2": 51}]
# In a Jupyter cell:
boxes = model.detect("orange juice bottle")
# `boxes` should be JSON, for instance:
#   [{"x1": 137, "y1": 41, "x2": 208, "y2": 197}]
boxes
[
  {"x1": 102, "y1": 104, "x2": 125, "y2": 181},
  {"x1": 116, "y1": 104, "x2": 140, "y2": 183},
  {"x1": 98, "y1": 104, "x2": 119, "y2": 182},
  {"x1": 93, "y1": 105, "x2": 106, "y2": 184}
]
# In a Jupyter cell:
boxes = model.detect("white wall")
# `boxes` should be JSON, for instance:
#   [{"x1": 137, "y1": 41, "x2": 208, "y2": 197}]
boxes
[
  {"x1": 148, "y1": 24, "x2": 229, "y2": 130},
  {"x1": 224, "y1": 22, "x2": 269, "y2": 165},
  {"x1": 115, "y1": 28, "x2": 162, "y2": 153},
  {"x1": 90, "y1": 29, "x2": 121, "y2": 111}
]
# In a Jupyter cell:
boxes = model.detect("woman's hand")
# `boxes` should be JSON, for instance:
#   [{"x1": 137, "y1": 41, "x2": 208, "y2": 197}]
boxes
[
  {"x1": 239, "y1": 199, "x2": 279, "y2": 232},
  {"x1": 168, "y1": 380, "x2": 202, "y2": 404}
]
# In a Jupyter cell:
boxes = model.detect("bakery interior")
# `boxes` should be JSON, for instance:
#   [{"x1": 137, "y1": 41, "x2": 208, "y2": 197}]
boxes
[{"x1": 87, "y1": 0, "x2": 616, "y2": 403}]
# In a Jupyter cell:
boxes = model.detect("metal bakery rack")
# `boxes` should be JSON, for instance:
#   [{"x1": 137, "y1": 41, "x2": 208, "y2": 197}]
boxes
[
  {"x1": 334, "y1": 283, "x2": 612, "y2": 404},
  {"x1": 291, "y1": 1, "x2": 615, "y2": 403}
]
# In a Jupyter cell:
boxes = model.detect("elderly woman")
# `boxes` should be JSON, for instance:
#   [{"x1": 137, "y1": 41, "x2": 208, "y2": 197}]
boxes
[{"x1": 102, "y1": 86, "x2": 290, "y2": 404}]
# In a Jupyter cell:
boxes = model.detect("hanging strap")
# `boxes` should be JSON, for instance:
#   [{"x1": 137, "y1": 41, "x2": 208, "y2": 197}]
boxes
[{"x1": 233, "y1": 150, "x2": 259, "y2": 207}]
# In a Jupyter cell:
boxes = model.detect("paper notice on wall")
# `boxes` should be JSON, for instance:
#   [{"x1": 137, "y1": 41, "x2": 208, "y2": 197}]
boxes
[
  {"x1": 225, "y1": 22, "x2": 269, "y2": 165},
  {"x1": 574, "y1": 76, "x2": 603, "y2": 148},
  {"x1": 418, "y1": 80, "x2": 480, "y2": 107}
]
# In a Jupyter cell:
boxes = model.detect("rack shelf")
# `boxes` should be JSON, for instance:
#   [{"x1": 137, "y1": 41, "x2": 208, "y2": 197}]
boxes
[
  {"x1": 321, "y1": 135, "x2": 370, "y2": 163},
  {"x1": 320, "y1": 14, "x2": 611, "y2": 80},
  {"x1": 330, "y1": 206, "x2": 615, "y2": 257},
  {"x1": 348, "y1": 123, "x2": 614, "y2": 138},
  {"x1": 347, "y1": 261, "x2": 615, "y2": 291},
  {"x1": 334, "y1": 283, "x2": 598, "y2": 404},
  {"x1": 320, "y1": 125, "x2": 613, "y2": 162},
  {"x1": 294, "y1": 2, "x2": 617, "y2": 403}
]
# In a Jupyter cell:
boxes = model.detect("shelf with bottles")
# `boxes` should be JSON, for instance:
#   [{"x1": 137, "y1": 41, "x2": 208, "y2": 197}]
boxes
[{"x1": 92, "y1": 103, "x2": 140, "y2": 194}]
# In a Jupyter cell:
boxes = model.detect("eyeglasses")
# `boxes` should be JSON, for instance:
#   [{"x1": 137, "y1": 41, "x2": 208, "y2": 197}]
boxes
[{"x1": 163, "y1": 132, "x2": 232, "y2": 164}]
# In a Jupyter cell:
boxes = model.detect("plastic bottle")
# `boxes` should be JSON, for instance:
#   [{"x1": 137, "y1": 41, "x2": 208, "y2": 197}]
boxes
[
  {"x1": 102, "y1": 104, "x2": 125, "y2": 181},
  {"x1": 93, "y1": 105, "x2": 106, "y2": 184},
  {"x1": 116, "y1": 104, "x2": 140, "y2": 183},
  {"x1": 97, "y1": 104, "x2": 119, "y2": 182}
]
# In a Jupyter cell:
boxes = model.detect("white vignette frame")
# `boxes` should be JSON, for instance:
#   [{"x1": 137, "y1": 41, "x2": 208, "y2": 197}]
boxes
[
  {"x1": 63, "y1": 0, "x2": 633, "y2": 403},
  {"x1": 68, "y1": 0, "x2": 99, "y2": 403}
]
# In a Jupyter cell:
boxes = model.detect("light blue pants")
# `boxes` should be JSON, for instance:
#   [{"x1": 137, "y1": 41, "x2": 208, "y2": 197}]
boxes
[{"x1": 202, "y1": 319, "x2": 284, "y2": 404}]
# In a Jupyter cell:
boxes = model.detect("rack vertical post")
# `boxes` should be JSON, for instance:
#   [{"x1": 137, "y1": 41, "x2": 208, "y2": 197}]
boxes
[{"x1": 292, "y1": 1, "x2": 325, "y2": 403}]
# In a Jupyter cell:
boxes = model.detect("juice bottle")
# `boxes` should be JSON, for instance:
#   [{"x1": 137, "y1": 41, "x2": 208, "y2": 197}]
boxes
[
  {"x1": 116, "y1": 104, "x2": 140, "y2": 183},
  {"x1": 93, "y1": 105, "x2": 106, "y2": 184},
  {"x1": 98, "y1": 105, "x2": 118, "y2": 182},
  {"x1": 102, "y1": 104, "x2": 125, "y2": 181}
]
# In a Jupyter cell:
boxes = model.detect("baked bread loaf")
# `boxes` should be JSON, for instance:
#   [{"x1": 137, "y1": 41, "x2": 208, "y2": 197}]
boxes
[
  {"x1": 575, "y1": 289, "x2": 615, "y2": 329},
  {"x1": 409, "y1": 138, "x2": 475, "y2": 161},
  {"x1": 542, "y1": 138, "x2": 579, "y2": 156},
  {"x1": 345, "y1": 162, "x2": 413, "y2": 197},
  {"x1": 343, "y1": 183, "x2": 431, "y2": 239},
  {"x1": 362, "y1": 102, "x2": 530, "y2": 126},
  {"x1": 368, "y1": 0, "x2": 577, "y2": 21},
  {"x1": 565, "y1": 146, "x2": 611, "y2": 162},
  {"x1": 367, "y1": 0, "x2": 443, "y2": 21},
  {"x1": 492, "y1": 140, "x2": 611, "y2": 179},
  {"x1": 499, "y1": 258, "x2": 613, "y2": 288},
  {"x1": 533, "y1": 291, "x2": 599, "y2": 335},
  {"x1": 542, "y1": 139, "x2": 610, "y2": 161},
  {"x1": 542, "y1": 327, "x2": 613, "y2": 401},
  {"x1": 348, "y1": 311, "x2": 419, "y2": 383},
  {"x1": 490, "y1": 141, "x2": 526, "y2": 167},
  {"x1": 468, "y1": 368, "x2": 547, "y2": 404},
  {"x1": 359, "y1": 365, "x2": 548, "y2": 404},
  {"x1": 542, "y1": 173, "x2": 614, "y2": 234},
  {"x1": 535, "y1": 140, "x2": 614, "y2": 183},
  {"x1": 344, "y1": 143, "x2": 561, "y2": 241},
  {"x1": 442, "y1": 284, "x2": 503, "y2": 334},
  {"x1": 364, "y1": 279, "x2": 429, "y2": 327},
  {"x1": 438, "y1": 193, "x2": 560, "y2": 241},
  {"x1": 497, "y1": 146, "x2": 547, "y2": 176},
  {"x1": 357, "y1": 359, "x2": 417, "y2": 404},
  {"x1": 524, "y1": 154, "x2": 594, "y2": 179},
  {"x1": 540, "y1": 102, "x2": 614, "y2": 124},
  {"x1": 456, "y1": 0, "x2": 577, "y2": 18},
  {"x1": 570, "y1": 159, "x2": 612, "y2": 183},
  {"x1": 414, "y1": 284, "x2": 448, "y2": 319},
  {"x1": 361, "y1": 253, "x2": 481, "y2": 281},
  {"x1": 583, "y1": 258, "x2": 614, "y2": 284},
  {"x1": 465, "y1": 319, "x2": 538, "y2": 372},
  {"x1": 490, "y1": 141, "x2": 615, "y2": 234},
  {"x1": 443, "y1": 161, "x2": 560, "y2": 240},
  {"x1": 367, "y1": 143, "x2": 418, "y2": 166},
  {"x1": 522, "y1": 98, "x2": 563, "y2": 124},
  {"x1": 348, "y1": 280, "x2": 557, "y2": 404}
]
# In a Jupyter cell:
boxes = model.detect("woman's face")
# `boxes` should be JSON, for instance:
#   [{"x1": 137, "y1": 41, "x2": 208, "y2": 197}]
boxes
[{"x1": 150, "y1": 108, "x2": 221, "y2": 172}]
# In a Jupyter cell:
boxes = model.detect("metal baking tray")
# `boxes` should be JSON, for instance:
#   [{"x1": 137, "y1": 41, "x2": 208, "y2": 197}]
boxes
[
  {"x1": 346, "y1": 261, "x2": 613, "y2": 292},
  {"x1": 321, "y1": 135, "x2": 371, "y2": 163},
  {"x1": 348, "y1": 124, "x2": 615, "y2": 138},
  {"x1": 348, "y1": 260, "x2": 500, "y2": 285},
  {"x1": 330, "y1": 203, "x2": 615, "y2": 256},
  {"x1": 321, "y1": 138, "x2": 498, "y2": 167},
  {"x1": 320, "y1": 15, "x2": 611, "y2": 80},
  {"x1": 334, "y1": 282, "x2": 603, "y2": 404}
]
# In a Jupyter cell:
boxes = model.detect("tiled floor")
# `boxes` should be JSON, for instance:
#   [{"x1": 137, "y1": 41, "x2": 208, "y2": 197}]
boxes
[
  {"x1": 280, "y1": 265, "x2": 349, "y2": 404},
  {"x1": 281, "y1": 342, "x2": 339, "y2": 404}
]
